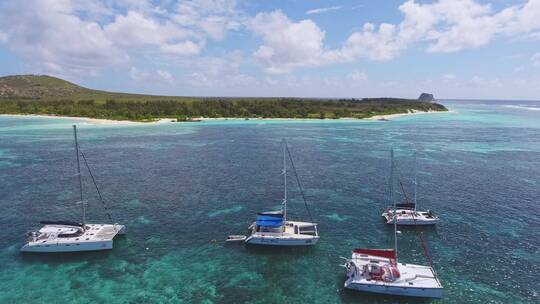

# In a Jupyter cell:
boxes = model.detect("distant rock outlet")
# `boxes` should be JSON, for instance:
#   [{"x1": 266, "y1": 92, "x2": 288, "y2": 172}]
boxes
[{"x1": 418, "y1": 93, "x2": 435, "y2": 102}]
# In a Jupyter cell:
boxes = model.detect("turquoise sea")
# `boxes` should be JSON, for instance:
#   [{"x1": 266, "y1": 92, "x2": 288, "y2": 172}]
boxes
[{"x1": 0, "y1": 100, "x2": 539, "y2": 303}]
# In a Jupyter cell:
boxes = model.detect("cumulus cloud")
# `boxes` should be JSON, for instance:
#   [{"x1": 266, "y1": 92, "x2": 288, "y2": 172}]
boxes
[
  {"x1": 340, "y1": 23, "x2": 403, "y2": 61},
  {"x1": 160, "y1": 41, "x2": 202, "y2": 56},
  {"x1": 532, "y1": 52, "x2": 540, "y2": 67},
  {"x1": 248, "y1": 0, "x2": 540, "y2": 74},
  {"x1": 174, "y1": 0, "x2": 243, "y2": 40},
  {"x1": 347, "y1": 71, "x2": 368, "y2": 83},
  {"x1": 0, "y1": 0, "x2": 244, "y2": 76},
  {"x1": 130, "y1": 67, "x2": 175, "y2": 84},
  {"x1": 306, "y1": 6, "x2": 343, "y2": 15},
  {"x1": 339, "y1": 0, "x2": 540, "y2": 61},
  {"x1": 104, "y1": 11, "x2": 191, "y2": 47},
  {"x1": 443, "y1": 73, "x2": 456, "y2": 80},
  {"x1": 249, "y1": 10, "x2": 339, "y2": 74},
  {"x1": 0, "y1": 0, "x2": 128, "y2": 75}
]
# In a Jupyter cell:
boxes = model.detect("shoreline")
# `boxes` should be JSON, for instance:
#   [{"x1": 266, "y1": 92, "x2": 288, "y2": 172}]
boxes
[
  {"x1": 0, "y1": 110, "x2": 446, "y2": 125},
  {"x1": 364, "y1": 109, "x2": 441, "y2": 120}
]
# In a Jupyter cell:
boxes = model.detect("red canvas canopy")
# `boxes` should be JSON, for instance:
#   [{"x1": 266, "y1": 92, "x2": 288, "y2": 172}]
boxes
[{"x1": 353, "y1": 248, "x2": 396, "y2": 259}]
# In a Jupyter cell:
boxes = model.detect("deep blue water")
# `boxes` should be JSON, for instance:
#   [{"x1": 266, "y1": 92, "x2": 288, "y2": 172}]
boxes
[{"x1": 0, "y1": 100, "x2": 539, "y2": 303}]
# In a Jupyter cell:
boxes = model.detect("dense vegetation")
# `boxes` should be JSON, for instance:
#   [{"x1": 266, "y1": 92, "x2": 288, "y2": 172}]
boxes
[{"x1": 0, "y1": 75, "x2": 447, "y2": 121}]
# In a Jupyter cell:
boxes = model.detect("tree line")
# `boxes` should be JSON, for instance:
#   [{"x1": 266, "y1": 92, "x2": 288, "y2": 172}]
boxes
[{"x1": 0, "y1": 98, "x2": 447, "y2": 121}]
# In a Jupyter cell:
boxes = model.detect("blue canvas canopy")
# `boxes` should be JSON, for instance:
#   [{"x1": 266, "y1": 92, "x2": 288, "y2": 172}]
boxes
[{"x1": 256, "y1": 211, "x2": 284, "y2": 227}]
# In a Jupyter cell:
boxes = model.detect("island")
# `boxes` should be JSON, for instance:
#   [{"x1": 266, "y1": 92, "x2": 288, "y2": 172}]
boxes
[
  {"x1": 0, "y1": 75, "x2": 447, "y2": 122},
  {"x1": 418, "y1": 93, "x2": 435, "y2": 102}
]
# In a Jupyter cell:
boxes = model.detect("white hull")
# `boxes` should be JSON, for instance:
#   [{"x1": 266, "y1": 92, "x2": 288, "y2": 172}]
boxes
[
  {"x1": 344, "y1": 280, "x2": 443, "y2": 298},
  {"x1": 385, "y1": 216, "x2": 439, "y2": 225},
  {"x1": 344, "y1": 250, "x2": 443, "y2": 299},
  {"x1": 21, "y1": 224, "x2": 125, "y2": 253},
  {"x1": 382, "y1": 210, "x2": 439, "y2": 226},
  {"x1": 246, "y1": 220, "x2": 319, "y2": 247},
  {"x1": 21, "y1": 240, "x2": 113, "y2": 253},
  {"x1": 245, "y1": 235, "x2": 319, "y2": 246}
]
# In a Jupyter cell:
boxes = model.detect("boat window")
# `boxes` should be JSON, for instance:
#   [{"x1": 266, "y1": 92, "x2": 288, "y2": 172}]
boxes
[{"x1": 58, "y1": 229, "x2": 84, "y2": 238}]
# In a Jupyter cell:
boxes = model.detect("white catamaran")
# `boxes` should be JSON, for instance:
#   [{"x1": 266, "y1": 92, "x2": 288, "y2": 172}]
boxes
[
  {"x1": 244, "y1": 141, "x2": 319, "y2": 246},
  {"x1": 343, "y1": 149, "x2": 443, "y2": 298},
  {"x1": 21, "y1": 125, "x2": 125, "y2": 253},
  {"x1": 382, "y1": 152, "x2": 440, "y2": 226}
]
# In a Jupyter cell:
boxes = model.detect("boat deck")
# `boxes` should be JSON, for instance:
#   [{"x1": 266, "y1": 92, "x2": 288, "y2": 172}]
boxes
[
  {"x1": 349, "y1": 253, "x2": 442, "y2": 289},
  {"x1": 26, "y1": 223, "x2": 125, "y2": 246},
  {"x1": 250, "y1": 220, "x2": 318, "y2": 240}
]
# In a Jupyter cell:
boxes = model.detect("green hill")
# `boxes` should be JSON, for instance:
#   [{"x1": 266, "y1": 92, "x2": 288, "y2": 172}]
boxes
[
  {"x1": 0, "y1": 75, "x2": 192, "y2": 102},
  {"x1": 0, "y1": 74, "x2": 447, "y2": 121}
]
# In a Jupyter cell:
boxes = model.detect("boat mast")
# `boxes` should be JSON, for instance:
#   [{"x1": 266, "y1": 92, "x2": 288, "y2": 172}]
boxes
[
  {"x1": 73, "y1": 125, "x2": 86, "y2": 228},
  {"x1": 282, "y1": 140, "x2": 287, "y2": 224},
  {"x1": 390, "y1": 148, "x2": 397, "y2": 263},
  {"x1": 413, "y1": 151, "x2": 417, "y2": 212}
]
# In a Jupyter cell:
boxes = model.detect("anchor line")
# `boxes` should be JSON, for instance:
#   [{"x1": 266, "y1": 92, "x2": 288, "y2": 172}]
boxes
[
  {"x1": 79, "y1": 150, "x2": 114, "y2": 224},
  {"x1": 284, "y1": 142, "x2": 315, "y2": 224}
]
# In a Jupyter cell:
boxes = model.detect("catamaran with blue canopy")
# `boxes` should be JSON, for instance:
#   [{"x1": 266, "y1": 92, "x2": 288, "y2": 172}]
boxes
[{"x1": 245, "y1": 141, "x2": 319, "y2": 246}]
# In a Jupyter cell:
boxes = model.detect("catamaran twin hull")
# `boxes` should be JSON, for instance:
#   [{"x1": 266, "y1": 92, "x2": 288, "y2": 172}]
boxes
[
  {"x1": 245, "y1": 220, "x2": 319, "y2": 246},
  {"x1": 382, "y1": 210, "x2": 440, "y2": 226},
  {"x1": 344, "y1": 249, "x2": 443, "y2": 298},
  {"x1": 20, "y1": 224, "x2": 125, "y2": 253},
  {"x1": 245, "y1": 235, "x2": 319, "y2": 246},
  {"x1": 344, "y1": 278, "x2": 443, "y2": 298}
]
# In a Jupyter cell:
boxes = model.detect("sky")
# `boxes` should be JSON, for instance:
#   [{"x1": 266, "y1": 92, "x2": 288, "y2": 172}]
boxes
[{"x1": 0, "y1": 0, "x2": 539, "y2": 99}]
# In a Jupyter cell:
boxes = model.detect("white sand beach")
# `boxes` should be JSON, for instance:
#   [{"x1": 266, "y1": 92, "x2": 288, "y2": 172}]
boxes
[
  {"x1": 365, "y1": 109, "x2": 441, "y2": 120},
  {"x1": 1, "y1": 109, "x2": 446, "y2": 125}
]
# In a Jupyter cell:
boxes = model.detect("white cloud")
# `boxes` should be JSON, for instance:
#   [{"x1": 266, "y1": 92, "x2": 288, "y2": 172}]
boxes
[
  {"x1": 335, "y1": 0, "x2": 540, "y2": 62},
  {"x1": 347, "y1": 71, "x2": 368, "y2": 83},
  {"x1": 160, "y1": 41, "x2": 202, "y2": 56},
  {"x1": 399, "y1": 0, "x2": 540, "y2": 53},
  {"x1": 340, "y1": 23, "x2": 403, "y2": 61},
  {"x1": 470, "y1": 75, "x2": 501, "y2": 87},
  {"x1": 532, "y1": 52, "x2": 540, "y2": 67},
  {"x1": 443, "y1": 73, "x2": 456, "y2": 80},
  {"x1": 249, "y1": 10, "x2": 339, "y2": 74},
  {"x1": 173, "y1": 0, "x2": 243, "y2": 41},
  {"x1": 306, "y1": 6, "x2": 343, "y2": 15},
  {"x1": 130, "y1": 67, "x2": 175, "y2": 83},
  {"x1": 0, "y1": 0, "x2": 245, "y2": 76},
  {"x1": 189, "y1": 72, "x2": 212, "y2": 87},
  {"x1": 104, "y1": 11, "x2": 191, "y2": 47},
  {"x1": 248, "y1": 1, "x2": 540, "y2": 74},
  {"x1": 156, "y1": 70, "x2": 174, "y2": 83},
  {"x1": 0, "y1": 0, "x2": 128, "y2": 75}
]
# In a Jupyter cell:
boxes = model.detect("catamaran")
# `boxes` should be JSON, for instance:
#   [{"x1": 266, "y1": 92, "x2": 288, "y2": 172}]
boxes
[
  {"x1": 343, "y1": 149, "x2": 443, "y2": 298},
  {"x1": 382, "y1": 152, "x2": 440, "y2": 226},
  {"x1": 244, "y1": 140, "x2": 319, "y2": 246},
  {"x1": 21, "y1": 125, "x2": 125, "y2": 253}
]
